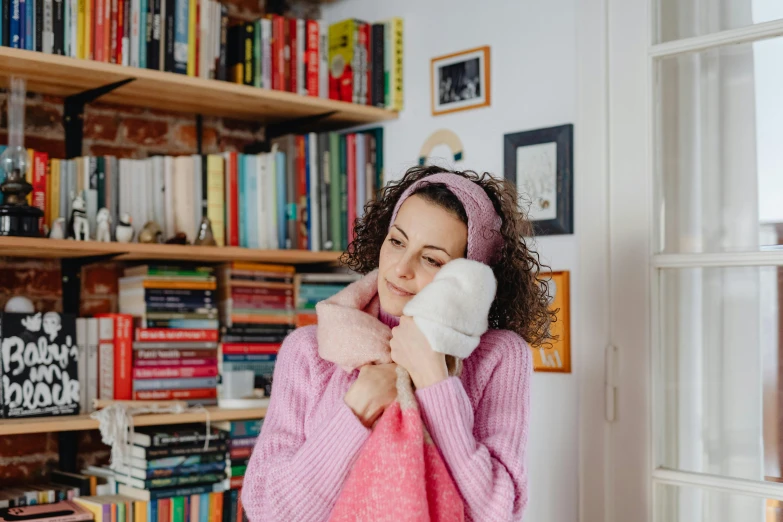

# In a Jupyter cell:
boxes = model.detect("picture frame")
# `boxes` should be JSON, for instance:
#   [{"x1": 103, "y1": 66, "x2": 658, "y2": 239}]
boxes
[
  {"x1": 530, "y1": 271, "x2": 571, "y2": 373},
  {"x1": 504, "y1": 124, "x2": 574, "y2": 235},
  {"x1": 431, "y1": 46, "x2": 491, "y2": 116}
]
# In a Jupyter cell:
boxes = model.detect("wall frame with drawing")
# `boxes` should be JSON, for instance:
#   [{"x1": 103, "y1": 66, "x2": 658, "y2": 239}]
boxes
[
  {"x1": 504, "y1": 124, "x2": 573, "y2": 235},
  {"x1": 431, "y1": 46, "x2": 491, "y2": 116}
]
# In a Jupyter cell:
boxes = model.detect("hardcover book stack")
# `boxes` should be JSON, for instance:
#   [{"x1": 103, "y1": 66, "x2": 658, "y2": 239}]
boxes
[
  {"x1": 119, "y1": 264, "x2": 219, "y2": 404},
  {"x1": 115, "y1": 423, "x2": 228, "y2": 506},
  {"x1": 293, "y1": 272, "x2": 360, "y2": 327},
  {"x1": 218, "y1": 262, "x2": 295, "y2": 397},
  {"x1": 215, "y1": 419, "x2": 261, "y2": 498}
]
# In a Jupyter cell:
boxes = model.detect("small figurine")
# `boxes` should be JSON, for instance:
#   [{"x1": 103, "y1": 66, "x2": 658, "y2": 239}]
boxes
[
  {"x1": 95, "y1": 208, "x2": 112, "y2": 242},
  {"x1": 4, "y1": 296, "x2": 34, "y2": 313},
  {"x1": 115, "y1": 213, "x2": 134, "y2": 243},
  {"x1": 138, "y1": 221, "x2": 163, "y2": 244},
  {"x1": 49, "y1": 217, "x2": 66, "y2": 240},
  {"x1": 193, "y1": 216, "x2": 216, "y2": 246},
  {"x1": 68, "y1": 193, "x2": 89, "y2": 241},
  {"x1": 165, "y1": 232, "x2": 189, "y2": 245}
]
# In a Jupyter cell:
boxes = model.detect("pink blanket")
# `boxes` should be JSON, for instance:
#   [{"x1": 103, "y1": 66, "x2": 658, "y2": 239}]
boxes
[{"x1": 316, "y1": 270, "x2": 465, "y2": 522}]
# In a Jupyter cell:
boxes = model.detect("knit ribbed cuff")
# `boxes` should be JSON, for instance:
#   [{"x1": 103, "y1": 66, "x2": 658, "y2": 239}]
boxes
[
  {"x1": 414, "y1": 376, "x2": 475, "y2": 459},
  {"x1": 286, "y1": 399, "x2": 372, "y2": 514}
]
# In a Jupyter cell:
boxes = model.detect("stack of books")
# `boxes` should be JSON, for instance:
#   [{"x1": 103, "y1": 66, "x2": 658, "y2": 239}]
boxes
[
  {"x1": 215, "y1": 419, "x2": 262, "y2": 494},
  {"x1": 115, "y1": 423, "x2": 228, "y2": 505},
  {"x1": 120, "y1": 264, "x2": 219, "y2": 403},
  {"x1": 217, "y1": 262, "x2": 295, "y2": 397},
  {"x1": 73, "y1": 496, "x2": 141, "y2": 522},
  {"x1": 294, "y1": 272, "x2": 360, "y2": 327}
]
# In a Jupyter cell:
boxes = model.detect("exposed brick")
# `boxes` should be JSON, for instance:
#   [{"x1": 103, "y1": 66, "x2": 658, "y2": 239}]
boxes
[
  {"x1": 86, "y1": 144, "x2": 139, "y2": 158},
  {"x1": 0, "y1": 433, "x2": 51, "y2": 457},
  {"x1": 175, "y1": 123, "x2": 218, "y2": 151},
  {"x1": 123, "y1": 118, "x2": 170, "y2": 146},
  {"x1": 81, "y1": 297, "x2": 116, "y2": 316},
  {"x1": 84, "y1": 113, "x2": 121, "y2": 142},
  {"x1": 90, "y1": 101, "x2": 147, "y2": 116},
  {"x1": 0, "y1": 132, "x2": 67, "y2": 158},
  {"x1": 26, "y1": 103, "x2": 63, "y2": 133},
  {"x1": 83, "y1": 263, "x2": 121, "y2": 295},
  {"x1": 217, "y1": 135, "x2": 258, "y2": 153},
  {"x1": 42, "y1": 95, "x2": 66, "y2": 105},
  {"x1": 221, "y1": 117, "x2": 263, "y2": 134}
]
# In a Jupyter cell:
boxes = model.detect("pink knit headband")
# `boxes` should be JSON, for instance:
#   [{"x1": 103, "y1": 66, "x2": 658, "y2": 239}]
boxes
[{"x1": 389, "y1": 173, "x2": 503, "y2": 265}]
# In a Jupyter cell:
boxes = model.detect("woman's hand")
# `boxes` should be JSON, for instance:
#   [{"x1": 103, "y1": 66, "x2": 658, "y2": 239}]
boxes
[
  {"x1": 390, "y1": 316, "x2": 449, "y2": 390},
  {"x1": 343, "y1": 363, "x2": 398, "y2": 428}
]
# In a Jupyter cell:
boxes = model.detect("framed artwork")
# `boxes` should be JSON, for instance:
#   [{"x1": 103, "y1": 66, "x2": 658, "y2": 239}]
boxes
[
  {"x1": 431, "y1": 46, "x2": 491, "y2": 116},
  {"x1": 531, "y1": 270, "x2": 571, "y2": 373},
  {"x1": 504, "y1": 124, "x2": 574, "y2": 235}
]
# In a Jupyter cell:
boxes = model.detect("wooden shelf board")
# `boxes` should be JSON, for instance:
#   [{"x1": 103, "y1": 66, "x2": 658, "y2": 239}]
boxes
[
  {"x1": 0, "y1": 406, "x2": 266, "y2": 436},
  {"x1": 0, "y1": 47, "x2": 398, "y2": 127},
  {"x1": 0, "y1": 236, "x2": 342, "y2": 264}
]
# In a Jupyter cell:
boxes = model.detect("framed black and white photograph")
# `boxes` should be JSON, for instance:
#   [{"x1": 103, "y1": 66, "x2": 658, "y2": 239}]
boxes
[
  {"x1": 431, "y1": 46, "x2": 491, "y2": 116},
  {"x1": 504, "y1": 124, "x2": 574, "y2": 235}
]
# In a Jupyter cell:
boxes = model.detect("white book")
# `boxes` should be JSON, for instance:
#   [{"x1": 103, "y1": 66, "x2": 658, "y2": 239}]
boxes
[
  {"x1": 308, "y1": 133, "x2": 320, "y2": 251},
  {"x1": 130, "y1": 0, "x2": 140, "y2": 67},
  {"x1": 192, "y1": 154, "x2": 203, "y2": 234},
  {"x1": 118, "y1": 159, "x2": 129, "y2": 227},
  {"x1": 76, "y1": 318, "x2": 87, "y2": 412},
  {"x1": 355, "y1": 133, "x2": 366, "y2": 219},
  {"x1": 97, "y1": 317, "x2": 114, "y2": 401},
  {"x1": 297, "y1": 18, "x2": 305, "y2": 95},
  {"x1": 213, "y1": 1, "x2": 221, "y2": 79},
  {"x1": 174, "y1": 156, "x2": 195, "y2": 240},
  {"x1": 153, "y1": 156, "x2": 165, "y2": 230},
  {"x1": 266, "y1": 149, "x2": 278, "y2": 250},
  {"x1": 261, "y1": 18, "x2": 272, "y2": 89},
  {"x1": 136, "y1": 160, "x2": 148, "y2": 230},
  {"x1": 163, "y1": 156, "x2": 175, "y2": 240},
  {"x1": 318, "y1": 20, "x2": 328, "y2": 98},
  {"x1": 70, "y1": 0, "x2": 78, "y2": 58},
  {"x1": 86, "y1": 318, "x2": 99, "y2": 412}
]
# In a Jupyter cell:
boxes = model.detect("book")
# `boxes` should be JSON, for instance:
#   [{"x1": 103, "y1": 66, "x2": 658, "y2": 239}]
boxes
[{"x1": 0, "y1": 312, "x2": 79, "y2": 418}]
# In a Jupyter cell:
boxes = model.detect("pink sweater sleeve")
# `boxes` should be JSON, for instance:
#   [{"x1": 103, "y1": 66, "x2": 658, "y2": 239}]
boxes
[
  {"x1": 414, "y1": 331, "x2": 532, "y2": 522},
  {"x1": 241, "y1": 327, "x2": 372, "y2": 522}
]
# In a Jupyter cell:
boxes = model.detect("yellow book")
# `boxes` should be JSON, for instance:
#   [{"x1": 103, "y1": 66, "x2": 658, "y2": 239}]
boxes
[
  {"x1": 84, "y1": 0, "x2": 92, "y2": 60},
  {"x1": 229, "y1": 262, "x2": 295, "y2": 273},
  {"x1": 73, "y1": 497, "x2": 105, "y2": 522},
  {"x1": 50, "y1": 159, "x2": 60, "y2": 226},
  {"x1": 206, "y1": 154, "x2": 225, "y2": 247},
  {"x1": 77, "y1": 0, "x2": 86, "y2": 59},
  {"x1": 187, "y1": 0, "x2": 196, "y2": 76},
  {"x1": 387, "y1": 17, "x2": 403, "y2": 111},
  {"x1": 328, "y1": 20, "x2": 357, "y2": 103}
]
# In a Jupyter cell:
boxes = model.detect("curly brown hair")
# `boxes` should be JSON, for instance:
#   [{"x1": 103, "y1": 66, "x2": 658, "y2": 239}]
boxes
[{"x1": 340, "y1": 165, "x2": 556, "y2": 346}]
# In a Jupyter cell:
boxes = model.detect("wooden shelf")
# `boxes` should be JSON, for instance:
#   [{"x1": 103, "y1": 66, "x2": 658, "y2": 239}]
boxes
[
  {"x1": 0, "y1": 47, "x2": 398, "y2": 128},
  {"x1": 0, "y1": 236, "x2": 342, "y2": 264},
  {"x1": 0, "y1": 406, "x2": 266, "y2": 436}
]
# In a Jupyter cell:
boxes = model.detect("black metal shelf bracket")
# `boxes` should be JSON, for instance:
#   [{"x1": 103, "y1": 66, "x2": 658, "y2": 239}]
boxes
[
  {"x1": 196, "y1": 114, "x2": 204, "y2": 155},
  {"x1": 59, "y1": 252, "x2": 124, "y2": 473},
  {"x1": 64, "y1": 78, "x2": 137, "y2": 159}
]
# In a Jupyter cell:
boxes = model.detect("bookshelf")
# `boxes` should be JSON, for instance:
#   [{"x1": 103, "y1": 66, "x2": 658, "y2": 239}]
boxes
[
  {"x1": 0, "y1": 236, "x2": 342, "y2": 264},
  {"x1": 0, "y1": 47, "x2": 398, "y2": 128},
  {"x1": 0, "y1": 406, "x2": 267, "y2": 436}
]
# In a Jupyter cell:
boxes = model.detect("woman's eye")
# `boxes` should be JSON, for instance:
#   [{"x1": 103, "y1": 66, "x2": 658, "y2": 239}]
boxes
[
  {"x1": 424, "y1": 257, "x2": 442, "y2": 268},
  {"x1": 389, "y1": 238, "x2": 403, "y2": 247}
]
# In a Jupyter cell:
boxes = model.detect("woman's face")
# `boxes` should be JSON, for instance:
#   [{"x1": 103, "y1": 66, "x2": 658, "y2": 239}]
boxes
[{"x1": 377, "y1": 194, "x2": 468, "y2": 316}]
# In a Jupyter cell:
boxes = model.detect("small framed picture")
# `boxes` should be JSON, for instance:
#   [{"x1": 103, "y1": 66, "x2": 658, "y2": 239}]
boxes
[
  {"x1": 504, "y1": 124, "x2": 574, "y2": 235},
  {"x1": 531, "y1": 271, "x2": 571, "y2": 373},
  {"x1": 431, "y1": 46, "x2": 491, "y2": 116}
]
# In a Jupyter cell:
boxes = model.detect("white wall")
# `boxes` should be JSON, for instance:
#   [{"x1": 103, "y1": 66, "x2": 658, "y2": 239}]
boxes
[{"x1": 321, "y1": 1, "x2": 579, "y2": 520}]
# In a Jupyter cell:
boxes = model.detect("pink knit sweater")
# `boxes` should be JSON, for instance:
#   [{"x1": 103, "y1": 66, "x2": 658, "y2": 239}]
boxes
[{"x1": 241, "y1": 310, "x2": 532, "y2": 522}]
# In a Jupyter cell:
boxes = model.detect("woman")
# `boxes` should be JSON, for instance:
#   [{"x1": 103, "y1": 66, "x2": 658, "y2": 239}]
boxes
[{"x1": 241, "y1": 165, "x2": 554, "y2": 521}]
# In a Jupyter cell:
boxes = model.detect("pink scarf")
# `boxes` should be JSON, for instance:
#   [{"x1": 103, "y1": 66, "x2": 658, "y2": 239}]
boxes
[{"x1": 316, "y1": 270, "x2": 465, "y2": 522}]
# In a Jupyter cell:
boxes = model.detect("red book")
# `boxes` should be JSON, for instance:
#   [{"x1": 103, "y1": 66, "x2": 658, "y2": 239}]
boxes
[
  {"x1": 135, "y1": 328, "x2": 219, "y2": 342},
  {"x1": 289, "y1": 18, "x2": 297, "y2": 93},
  {"x1": 134, "y1": 388, "x2": 217, "y2": 400},
  {"x1": 94, "y1": 0, "x2": 105, "y2": 62},
  {"x1": 229, "y1": 294, "x2": 293, "y2": 309},
  {"x1": 97, "y1": 313, "x2": 133, "y2": 400},
  {"x1": 359, "y1": 22, "x2": 370, "y2": 105},
  {"x1": 346, "y1": 133, "x2": 357, "y2": 242},
  {"x1": 116, "y1": 0, "x2": 124, "y2": 64},
  {"x1": 110, "y1": 0, "x2": 118, "y2": 63},
  {"x1": 134, "y1": 348, "x2": 218, "y2": 359},
  {"x1": 32, "y1": 152, "x2": 47, "y2": 234},
  {"x1": 275, "y1": 15, "x2": 285, "y2": 90},
  {"x1": 229, "y1": 476, "x2": 244, "y2": 490},
  {"x1": 104, "y1": 0, "x2": 111, "y2": 62},
  {"x1": 194, "y1": 0, "x2": 200, "y2": 77},
  {"x1": 132, "y1": 365, "x2": 219, "y2": 379},
  {"x1": 296, "y1": 135, "x2": 307, "y2": 250},
  {"x1": 230, "y1": 446, "x2": 253, "y2": 460},
  {"x1": 227, "y1": 152, "x2": 239, "y2": 247},
  {"x1": 221, "y1": 343, "x2": 280, "y2": 355},
  {"x1": 306, "y1": 20, "x2": 318, "y2": 96},
  {"x1": 133, "y1": 357, "x2": 218, "y2": 367}
]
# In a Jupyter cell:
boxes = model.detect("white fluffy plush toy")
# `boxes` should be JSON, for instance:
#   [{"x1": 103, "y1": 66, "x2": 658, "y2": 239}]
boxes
[{"x1": 95, "y1": 208, "x2": 112, "y2": 242}]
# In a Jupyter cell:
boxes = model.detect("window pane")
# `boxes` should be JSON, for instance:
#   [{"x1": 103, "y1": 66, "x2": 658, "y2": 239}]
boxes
[
  {"x1": 656, "y1": 36, "x2": 783, "y2": 253},
  {"x1": 656, "y1": 483, "x2": 783, "y2": 522},
  {"x1": 657, "y1": 0, "x2": 783, "y2": 43},
  {"x1": 658, "y1": 266, "x2": 782, "y2": 482}
]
